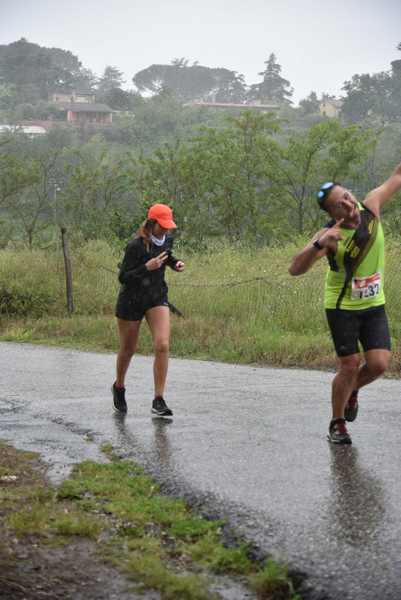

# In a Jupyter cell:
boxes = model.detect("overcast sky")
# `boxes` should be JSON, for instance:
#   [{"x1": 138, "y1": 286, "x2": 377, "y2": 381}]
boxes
[{"x1": 1, "y1": 0, "x2": 400, "y2": 104}]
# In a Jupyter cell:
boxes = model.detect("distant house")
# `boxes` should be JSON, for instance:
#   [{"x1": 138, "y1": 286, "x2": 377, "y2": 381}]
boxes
[
  {"x1": 0, "y1": 124, "x2": 47, "y2": 137},
  {"x1": 319, "y1": 98, "x2": 343, "y2": 118},
  {"x1": 50, "y1": 90, "x2": 113, "y2": 124},
  {"x1": 184, "y1": 101, "x2": 279, "y2": 112},
  {"x1": 50, "y1": 91, "x2": 96, "y2": 104},
  {"x1": 62, "y1": 103, "x2": 113, "y2": 124}
]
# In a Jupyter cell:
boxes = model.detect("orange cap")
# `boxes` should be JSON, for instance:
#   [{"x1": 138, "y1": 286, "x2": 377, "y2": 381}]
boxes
[{"x1": 147, "y1": 203, "x2": 176, "y2": 229}]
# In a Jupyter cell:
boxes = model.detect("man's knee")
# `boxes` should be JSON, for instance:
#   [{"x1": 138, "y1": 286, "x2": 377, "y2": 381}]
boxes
[
  {"x1": 338, "y1": 354, "x2": 361, "y2": 377},
  {"x1": 366, "y1": 353, "x2": 391, "y2": 377}
]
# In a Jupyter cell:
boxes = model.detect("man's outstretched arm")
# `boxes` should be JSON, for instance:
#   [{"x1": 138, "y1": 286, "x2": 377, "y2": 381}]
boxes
[
  {"x1": 364, "y1": 161, "x2": 401, "y2": 215},
  {"x1": 288, "y1": 219, "x2": 344, "y2": 276},
  {"x1": 288, "y1": 233, "x2": 327, "y2": 276}
]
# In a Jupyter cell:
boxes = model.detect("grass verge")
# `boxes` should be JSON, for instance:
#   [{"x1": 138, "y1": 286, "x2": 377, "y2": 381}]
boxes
[
  {"x1": 0, "y1": 441, "x2": 301, "y2": 600},
  {"x1": 1, "y1": 239, "x2": 400, "y2": 374}
]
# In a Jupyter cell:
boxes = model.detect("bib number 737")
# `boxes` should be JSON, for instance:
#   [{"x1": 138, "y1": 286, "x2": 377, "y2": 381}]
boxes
[{"x1": 351, "y1": 272, "x2": 381, "y2": 300}]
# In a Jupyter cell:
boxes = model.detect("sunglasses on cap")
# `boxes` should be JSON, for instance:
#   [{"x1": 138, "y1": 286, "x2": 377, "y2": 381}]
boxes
[{"x1": 316, "y1": 181, "x2": 337, "y2": 209}]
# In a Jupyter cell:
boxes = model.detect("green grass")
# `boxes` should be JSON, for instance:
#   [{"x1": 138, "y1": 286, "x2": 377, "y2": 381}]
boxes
[
  {"x1": 249, "y1": 560, "x2": 301, "y2": 600},
  {"x1": 1, "y1": 442, "x2": 301, "y2": 599},
  {"x1": 1, "y1": 238, "x2": 401, "y2": 373}
]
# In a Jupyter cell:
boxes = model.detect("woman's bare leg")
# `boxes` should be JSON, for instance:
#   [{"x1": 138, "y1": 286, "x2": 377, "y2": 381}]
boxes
[
  {"x1": 116, "y1": 318, "x2": 141, "y2": 387},
  {"x1": 145, "y1": 306, "x2": 170, "y2": 397}
]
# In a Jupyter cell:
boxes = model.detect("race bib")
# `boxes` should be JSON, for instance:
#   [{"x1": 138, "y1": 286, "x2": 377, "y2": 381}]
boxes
[{"x1": 351, "y1": 272, "x2": 381, "y2": 300}]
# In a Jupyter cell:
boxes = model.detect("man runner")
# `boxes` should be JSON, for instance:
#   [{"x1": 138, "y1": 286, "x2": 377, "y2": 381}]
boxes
[{"x1": 289, "y1": 162, "x2": 401, "y2": 444}]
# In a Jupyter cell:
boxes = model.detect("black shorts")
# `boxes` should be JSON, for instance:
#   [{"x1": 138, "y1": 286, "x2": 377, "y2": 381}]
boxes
[
  {"x1": 115, "y1": 294, "x2": 169, "y2": 321},
  {"x1": 325, "y1": 305, "x2": 391, "y2": 357}
]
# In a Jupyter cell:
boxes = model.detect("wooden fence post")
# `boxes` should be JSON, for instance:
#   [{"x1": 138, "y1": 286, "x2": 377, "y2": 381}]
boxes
[{"x1": 60, "y1": 227, "x2": 74, "y2": 315}]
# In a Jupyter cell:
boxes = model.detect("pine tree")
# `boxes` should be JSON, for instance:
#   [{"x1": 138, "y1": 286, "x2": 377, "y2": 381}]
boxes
[{"x1": 249, "y1": 53, "x2": 293, "y2": 105}]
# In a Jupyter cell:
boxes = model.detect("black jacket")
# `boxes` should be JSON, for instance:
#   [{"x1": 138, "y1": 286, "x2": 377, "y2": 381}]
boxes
[{"x1": 117, "y1": 236, "x2": 180, "y2": 305}]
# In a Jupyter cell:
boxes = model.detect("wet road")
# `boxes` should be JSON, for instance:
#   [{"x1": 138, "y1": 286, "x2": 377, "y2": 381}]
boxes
[{"x1": 1, "y1": 342, "x2": 400, "y2": 600}]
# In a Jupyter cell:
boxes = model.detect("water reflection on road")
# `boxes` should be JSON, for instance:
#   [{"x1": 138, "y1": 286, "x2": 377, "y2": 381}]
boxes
[
  {"x1": 328, "y1": 446, "x2": 385, "y2": 547},
  {"x1": 1, "y1": 342, "x2": 401, "y2": 600}
]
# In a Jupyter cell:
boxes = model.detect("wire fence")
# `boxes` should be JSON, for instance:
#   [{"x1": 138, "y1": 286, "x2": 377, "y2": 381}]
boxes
[{"x1": 78, "y1": 257, "x2": 273, "y2": 289}]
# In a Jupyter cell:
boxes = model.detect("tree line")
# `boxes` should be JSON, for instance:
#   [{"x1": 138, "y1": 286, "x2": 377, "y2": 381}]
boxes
[
  {"x1": 1, "y1": 39, "x2": 400, "y2": 251},
  {"x1": 2, "y1": 111, "x2": 400, "y2": 251},
  {"x1": 1, "y1": 38, "x2": 400, "y2": 123}
]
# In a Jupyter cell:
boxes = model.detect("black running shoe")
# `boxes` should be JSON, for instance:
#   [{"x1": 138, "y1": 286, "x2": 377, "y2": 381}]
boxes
[
  {"x1": 344, "y1": 390, "x2": 359, "y2": 422},
  {"x1": 327, "y1": 418, "x2": 352, "y2": 445},
  {"x1": 112, "y1": 383, "x2": 127, "y2": 414},
  {"x1": 151, "y1": 396, "x2": 173, "y2": 417}
]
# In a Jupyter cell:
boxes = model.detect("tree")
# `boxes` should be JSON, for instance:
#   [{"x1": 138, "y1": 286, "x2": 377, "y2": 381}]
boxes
[
  {"x1": 341, "y1": 72, "x2": 392, "y2": 122},
  {"x1": 0, "y1": 141, "x2": 38, "y2": 206},
  {"x1": 341, "y1": 43, "x2": 401, "y2": 123},
  {"x1": 133, "y1": 60, "x2": 246, "y2": 103},
  {"x1": 97, "y1": 66, "x2": 125, "y2": 94},
  {"x1": 138, "y1": 111, "x2": 281, "y2": 243},
  {"x1": 249, "y1": 53, "x2": 293, "y2": 105},
  {"x1": 1, "y1": 148, "x2": 55, "y2": 249},
  {"x1": 99, "y1": 87, "x2": 132, "y2": 110},
  {"x1": 74, "y1": 67, "x2": 98, "y2": 92},
  {"x1": 57, "y1": 140, "x2": 138, "y2": 240},
  {"x1": 208, "y1": 69, "x2": 247, "y2": 103},
  {"x1": 0, "y1": 83, "x2": 18, "y2": 111},
  {"x1": 388, "y1": 43, "x2": 401, "y2": 120},
  {"x1": 262, "y1": 120, "x2": 376, "y2": 234},
  {"x1": 120, "y1": 89, "x2": 221, "y2": 150},
  {"x1": 0, "y1": 127, "x2": 77, "y2": 247},
  {"x1": 96, "y1": 66, "x2": 135, "y2": 110},
  {"x1": 298, "y1": 91, "x2": 320, "y2": 115},
  {"x1": 0, "y1": 39, "x2": 95, "y2": 105}
]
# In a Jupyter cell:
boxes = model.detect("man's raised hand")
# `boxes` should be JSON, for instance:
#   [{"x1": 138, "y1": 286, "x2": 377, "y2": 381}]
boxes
[{"x1": 319, "y1": 218, "x2": 344, "y2": 250}]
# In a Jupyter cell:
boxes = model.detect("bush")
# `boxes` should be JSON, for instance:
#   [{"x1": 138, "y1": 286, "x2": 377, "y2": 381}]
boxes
[
  {"x1": 0, "y1": 248, "x2": 63, "y2": 316},
  {"x1": 0, "y1": 286, "x2": 55, "y2": 317}
]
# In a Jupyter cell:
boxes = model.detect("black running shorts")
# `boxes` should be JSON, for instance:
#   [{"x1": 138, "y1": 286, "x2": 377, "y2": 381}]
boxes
[
  {"x1": 325, "y1": 305, "x2": 391, "y2": 357},
  {"x1": 115, "y1": 294, "x2": 169, "y2": 321}
]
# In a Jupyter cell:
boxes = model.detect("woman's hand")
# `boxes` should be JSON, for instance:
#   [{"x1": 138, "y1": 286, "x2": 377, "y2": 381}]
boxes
[
  {"x1": 175, "y1": 261, "x2": 185, "y2": 272},
  {"x1": 145, "y1": 251, "x2": 169, "y2": 271}
]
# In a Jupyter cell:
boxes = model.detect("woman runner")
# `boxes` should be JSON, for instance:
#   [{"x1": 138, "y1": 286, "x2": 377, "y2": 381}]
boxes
[{"x1": 112, "y1": 203, "x2": 185, "y2": 417}]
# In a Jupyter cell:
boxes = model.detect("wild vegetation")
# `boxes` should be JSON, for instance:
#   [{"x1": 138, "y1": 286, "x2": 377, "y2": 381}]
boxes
[
  {"x1": 2, "y1": 112, "x2": 401, "y2": 247},
  {"x1": 1, "y1": 38, "x2": 401, "y2": 121},
  {"x1": 1, "y1": 240, "x2": 400, "y2": 375},
  {"x1": 0, "y1": 441, "x2": 301, "y2": 599},
  {"x1": 0, "y1": 38, "x2": 400, "y2": 367},
  {"x1": 1, "y1": 38, "x2": 401, "y2": 251}
]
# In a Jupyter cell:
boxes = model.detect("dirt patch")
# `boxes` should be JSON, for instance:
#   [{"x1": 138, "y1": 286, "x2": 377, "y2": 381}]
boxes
[
  {"x1": 0, "y1": 443, "x2": 155, "y2": 600},
  {"x1": 0, "y1": 442, "x2": 300, "y2": 600},
  {"x1": 0, "y1": 539, "x2": 157, "y2": 600}
]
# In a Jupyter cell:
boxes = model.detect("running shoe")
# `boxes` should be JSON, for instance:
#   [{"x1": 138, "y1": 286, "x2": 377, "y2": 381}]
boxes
[
  {"x1": 112, "y1": 383, "x2": 127, "y2": 414},
  {"x1": 151, "y1": 396, "x2": 173, "y2": 417},
  {"x1": 327, "y1": 418, "x2": 352, "y2": 445},
  {"x1": 344, "y1": 389, "x2": 359, "y2": 422}
]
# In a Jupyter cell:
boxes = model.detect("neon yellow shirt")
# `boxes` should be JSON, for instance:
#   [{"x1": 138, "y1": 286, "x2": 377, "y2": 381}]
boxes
[{"x1": 324, "y1": 207, "x2": 385, "y2": 310}]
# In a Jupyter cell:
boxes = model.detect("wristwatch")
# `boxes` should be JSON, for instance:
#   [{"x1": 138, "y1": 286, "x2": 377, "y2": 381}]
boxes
[{"x1": 313, "y1": 239, "x2": 324, "y2": 250}]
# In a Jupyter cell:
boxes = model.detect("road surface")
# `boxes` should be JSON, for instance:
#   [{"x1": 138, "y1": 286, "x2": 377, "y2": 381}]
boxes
[{"x1": 1, "y1": 342, "x2": 400, "y2": 600}]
